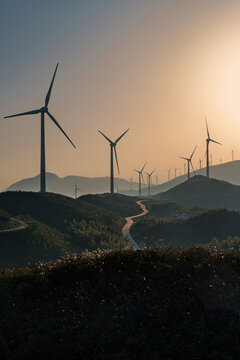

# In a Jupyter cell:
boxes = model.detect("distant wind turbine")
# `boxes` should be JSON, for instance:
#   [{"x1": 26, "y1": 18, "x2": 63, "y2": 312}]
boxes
[
  {"x1": 199, "y1": 159, "x2": 202, "y2": 169},
  {"x1": 4, "y1": 64, "x2": 76, "y2": 193},
  {"x1": 174, "y1": 168, "x2": 179, "y2": 178},
  {"x1": 98, "y1": 129, "x2": 129, "y2": 194},
  {"x1": 180, "y1": 145, "x2": 197, "y2": 180},
  {"x1": 205, "y1": 118, "x2": 221, "y2": 178},
  {"x1": 167, "y1": 168, "x2": 171, "y2": 182},
  {"x1": 135, "y1": 163, "x2": 146, "y2": 196},
  {"x1": 144, "y1": 168, "x2": 156, "y2": 196},
  {"x1": 74, "y1": 177, "x2": 84, "y2": 199},
  {"x1": 129, "y1": 176, "x2": 133, "y2": 191}
]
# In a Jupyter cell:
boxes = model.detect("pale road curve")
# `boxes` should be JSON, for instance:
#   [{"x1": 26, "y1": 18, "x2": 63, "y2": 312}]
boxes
[
  {"x1": 122, "y1": 200, "x2": 149, "y2": 249},
  {"x1": 0, "y1": 218, "x2": 28, "y2": 233}
]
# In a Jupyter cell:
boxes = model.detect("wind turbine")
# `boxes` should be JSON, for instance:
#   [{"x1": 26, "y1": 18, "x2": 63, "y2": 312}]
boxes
[
  {"x1": 98, "y1": 129, "x2": 129, "y2": 194},
  {"x1": 4, "y1": 64, "x2": 76, "y2": 193},
  {"x1": 135, "y1": 163, "x2": 146, "y2": 196},
  {"x1": 174, "y1": 168, "x2": 179, "y2": 178},
  {"x1": 180, "y1": 145, "x2": 197, "y2": 180},
  {"x1": 205, "y1": 119, "x2": 221, "y2": 178},
  {"x1": 128, "y1": 176, "x2": 133, "y2": 191},
  {"x1": 167, "y1": 168, "x2": 171, "y2": 182},
  {"x1": 199, "y1": 159, "x2": 202, "y2": 169},
  {"x1": 74, "y1": 177, "x2": 84, "y2": 199},
  {"x1": 144, "y1": 168, "x2": 156, "y2": 196}
]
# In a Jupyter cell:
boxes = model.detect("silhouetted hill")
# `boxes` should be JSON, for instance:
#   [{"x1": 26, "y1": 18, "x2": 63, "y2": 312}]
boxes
[
  {"x1": 148, "y1": 160, "x2": 240, "y2": 195},
  {"x1": 5, "y1": 172, "x2": 138, "y2": 197},
  {"x1": 132, "y1": 208, "x2": 240, "y2": 249},
  {"x1": 0, "y1": 192, "x2": 130, "y2": 267},
  {"x1": 154, "y1": 175, "x2": 240, "y2": 209},
  {"x1": 79, "y1": 193, "x2": 140, "y2": 217},
  {"x1": 1, "y1": 248, "x2": 240, "y2": 359}
]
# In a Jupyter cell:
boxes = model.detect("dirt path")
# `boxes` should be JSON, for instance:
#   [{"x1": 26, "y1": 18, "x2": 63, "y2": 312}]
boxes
[
  {"x1": 122, "y1": 200, "x2": 149, "y2": 249},
  {"x1": 0, "y1": 218, "x2": 28, "y2": 233}
]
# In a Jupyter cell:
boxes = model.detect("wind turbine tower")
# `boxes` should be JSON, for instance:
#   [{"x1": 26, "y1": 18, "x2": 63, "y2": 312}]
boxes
[
  {"x1": 167, "y1": 168, "x2": 171, "y2": 182},
  {"x1": 98, "y1": 129, "x2": 129, "y2": 194},
  {"x1": 174, "y1": 168, "x2": 179, "y2": 178},
  {"x1": 180, "y1": 146, "x2": 197, "y2": 180},
  {"x1": 135, "y1": 163, "x2": 146, "y2": 196},
  {"x1": 144, "y1": 168, "x2": 156, "y2": 196},
  {"x1": 74, "y1": 177, "x2": 84, "y2": 199},
  {"x1": 199, "y1": 159, "x2": 202, "y2": 169},
  {"x1": 4, "y1": 64, "x2": 76, "y2": 193},
  {"x1": 129, "y1": 176, "x2": 133, "y2": 191},
  {"x1": 205, "y1": 119, "x2": 221, "y2": 178},
  {"x1": 232, "y1": 150, "x2": 234, "y2": 161}
]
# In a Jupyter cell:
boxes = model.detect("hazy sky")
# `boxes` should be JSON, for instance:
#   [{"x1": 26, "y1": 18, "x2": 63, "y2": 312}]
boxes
[{"x1": 1, "y1": 0, "x2": 240, "y2": 190}]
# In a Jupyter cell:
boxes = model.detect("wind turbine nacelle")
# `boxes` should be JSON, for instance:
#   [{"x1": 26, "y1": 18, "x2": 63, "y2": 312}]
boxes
[{"x1": 41, "y1": 107, "x2": 48, "y2": 113}]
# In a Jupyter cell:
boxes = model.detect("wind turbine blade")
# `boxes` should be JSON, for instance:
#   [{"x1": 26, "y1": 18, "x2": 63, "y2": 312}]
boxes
[
  {"x1": 190, "y1": 145, "x2": 197, "y2": 160},
  {"x1": 4, "y1": 109, "x2": 41, "y2": 118},
  {"x1": 205, "y1": 117, "x2": 210, "y2": 139},
  {"x1": 134, "y1": 169, "x2": 140, "y2": 173},
  {"x1": 180, "y1": 157, "x2": 189, "y2": 161},
  {"x1": 141, "y1": 162, "x2": 147, "y2": 172},
  {"x1": 190, "y1": 160, "x2": 195, "y2": 171},
  {"x1": 114, "y1": 146, "x2": 120, "y2": 174},
  {"x1": 115, "y1": 128, "x2": 129, "y2": 144},
  {"x1": 45, "y1": 63, "x2": 59, "y2": 107},
  {"x1": 144, "y1": 171, "x2": 150, "y2": 176},
  {"x1": 98, "y1": 130, "x2": 113, "y2": 144},
  {"x1": 210, "y1": 139, "x2": 221, "y2": 145},
  {"x1": 47, "y1": 111, "x2": 76, "y2": 148},
  {"x1": 150, "y1": 168, "x2": 156, "y2": 176}
]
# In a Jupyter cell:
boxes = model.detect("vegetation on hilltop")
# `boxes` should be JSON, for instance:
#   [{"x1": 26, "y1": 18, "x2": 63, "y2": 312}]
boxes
[
  {"x1": 0, "y1": 247, "x2": 240, "y2": 359},
  {"x1": 131, "y1": 208, "x2": 240, "y2": 249},
  {"x1": 145, "y1": 201, "x2": 203, "y2": 219},
  {"x1": 78, "y1": 193, "x2": 140, "y2": 217}
]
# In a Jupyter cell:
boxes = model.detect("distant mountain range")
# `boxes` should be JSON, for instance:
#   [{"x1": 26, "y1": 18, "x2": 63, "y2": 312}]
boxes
[
  {"x1": 154, "y1": 175, "x2": 240, "y2": 210},
  {"x1": 4, "y1": 160, "x2": 240, "y2": 197},
  {"x1": 4, "y1": 173, "x2": 139, "y2": 197}
]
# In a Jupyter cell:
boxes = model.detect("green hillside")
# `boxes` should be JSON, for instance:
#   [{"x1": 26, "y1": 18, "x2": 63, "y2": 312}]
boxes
[
  {"x1": 131, "y1": 208, "x2": 240, "y2": 249},
  {"x1": 79, "y1": 193, "x2": 140, "y2": 217},
  {"x1": 0, "y1": 248, "x2": 240, "y2": 359},
  {"x1": 145, "y1": 201, "x2": 203, "y2": 219},
  {"x1": 0, "y1": 192, "x2": 130, "y2": 268}
]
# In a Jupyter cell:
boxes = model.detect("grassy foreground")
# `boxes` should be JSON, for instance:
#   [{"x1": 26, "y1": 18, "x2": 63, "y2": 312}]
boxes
[{"x1": 1, "y1": 247, "x2": 240, "y2": 360}]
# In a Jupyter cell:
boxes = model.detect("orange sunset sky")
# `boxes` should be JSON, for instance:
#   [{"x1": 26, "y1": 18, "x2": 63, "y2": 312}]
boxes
[{"x1": 1, "y1": 0, "x2": 240, "y2": 190}]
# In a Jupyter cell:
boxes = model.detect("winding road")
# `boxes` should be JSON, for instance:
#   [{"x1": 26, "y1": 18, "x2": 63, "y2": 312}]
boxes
[
  {"x1": 0, "y1": 218, "x2": 28, "y2": 233},
  {"x1": 122, "y1": 200, "x2": 149, "y2": 249}
]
